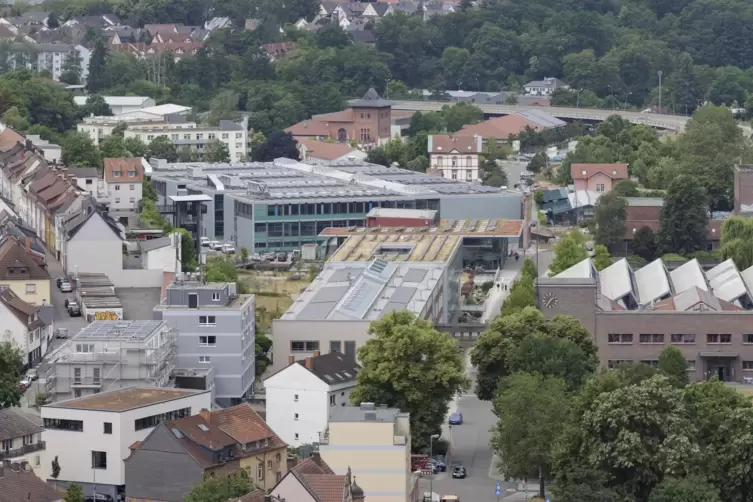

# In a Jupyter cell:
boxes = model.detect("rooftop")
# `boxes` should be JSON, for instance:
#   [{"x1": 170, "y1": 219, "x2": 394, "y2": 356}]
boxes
[
  {"x1": 73, "y1": 320, "x2": 165, "y2": 340},
  {"x1": 328, "y1": 403, "x2": 405, "y2": 422},
  {"x1": 44, "y1": 387, "x2": 207, "y2": 412},
  {"x1": 366, "y1": 207, "x2": 437, "y2": 220},
  {"x1": 0, "y1": 408, "x2": 43, "y2": 441},
  {"x1": 0, "y1": 464, "x2": 61, "y2": 502},
  {"x1": 73, "y1": 95, "x2": 153, "y2": 107}
]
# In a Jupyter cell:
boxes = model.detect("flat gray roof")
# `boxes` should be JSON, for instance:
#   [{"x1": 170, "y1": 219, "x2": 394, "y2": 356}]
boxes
[
  {"x1": 328, "y1": 405, "x2": 404, "y2": 422},
  {"x1": 73, "y1": 320, "x2": 164, "y2": 340}
]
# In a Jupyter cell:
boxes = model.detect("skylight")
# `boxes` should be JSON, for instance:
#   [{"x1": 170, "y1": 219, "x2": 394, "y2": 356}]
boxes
[{"x1": 197, "y1": 424, "x2": 209, "y2": 432}]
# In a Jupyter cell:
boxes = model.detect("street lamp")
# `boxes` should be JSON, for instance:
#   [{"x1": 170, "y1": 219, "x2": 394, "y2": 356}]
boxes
[
  {"x1": 576, "y1": 88, "x2": 583, "y2": 108},
  {"x1": 429, "y1": 433, "x2": 440, "y2": 502},
  {"x1": 658, "y1": 70, "x2": 663, "y2": 112},
  {"x1": 623, "y1": 91, "x2": 632, "y2": 110}
]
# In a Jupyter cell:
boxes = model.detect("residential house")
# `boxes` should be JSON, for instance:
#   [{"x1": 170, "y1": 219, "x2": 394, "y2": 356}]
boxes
[
  {"x1": 25, "y1": 135, "x2": 61, "y2": 164},
  {"x1": 319, "y1": 403, "x2": 411, "y2": 502},
  {"x1": 0, "y1": 286, "x2": 51, "y2": 366},
  {"x1": 460, "y1": 109, "x2": 565, "y2": 142},
  {"x1": 524, "y1": 77, "x2": 569, "y2": 96},
  {"x1": 0, "y1": 236, "x2": 50, "y2": 306},
  {"x1": 362, "y1": 2, "x2": 393, "y2": 21},
  {"x1": 2, "y1": 12, "x2": 50, "y2": 28},
  {"x1": 571, "y1": 163, "x2": 629, "y2": 193},
  {"x1": 67, "y1": 167, "x2": 99, "y2": 197},
  {"x1": 61, "y1": 13, "x2": 120, "y2": 29},
  {"x1": 271, "y1": 455, "x2": 365, "y2": 502},
  {"x1": 427, "y1": 134, "x2": 483, "y2": 182},
  {"x1": 0, "y1": 460, "x2": 61, "y2": 502},
  {"x1": 264, "y1": 352, "x2": 361, "y2": 446},
  {"x1": 73, "y1": 96, "x2": 157, "y2": 116},
  {"x1": 286, "y1": 88, "x2": 392, "y2": 148},
  {"x1": 297, "y1": 138, "x2": 366, "y2": 163},
  {"x1": 109, "y1": 41, "x2": 203, "y2": 62},
  {"x1": 263, "y1": 41, "x2": 296, "y2": 59},
  {"x1": 40, "y1": 387, "x2": 211, "y2": 500},
  {"x1": 102, "y1": 157, "x2": 145, "y2": 217},
  {"x1": 6, "y1": 43, "x2": 90, "y2": 82},
  {"x1": 0, "y1": 408, "x2": 46, "y2": 469},
  {"x1": 61, "y1": 205, "x2": 123, "y2": 280},
  {"x1": 124, "y1": 404, "x2": 288, "y2": 501}
]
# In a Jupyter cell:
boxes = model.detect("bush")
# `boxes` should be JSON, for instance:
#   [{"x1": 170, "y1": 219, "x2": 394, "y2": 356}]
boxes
[
  {"x1": 35, "y1": 392, "x2": 47, "y2": 407},
  {"x1": 687, "y1": 250, "x2": 721, "y2": 261},
  {"x1": 661, "y1": 253, "x2": 687, "y2": 262},
  {"x1": 626, "y1": 255, "x2": 647, "y2": 268},
  {"x1": 481, "y1": 281, "x2": 495, "y2": 293}
]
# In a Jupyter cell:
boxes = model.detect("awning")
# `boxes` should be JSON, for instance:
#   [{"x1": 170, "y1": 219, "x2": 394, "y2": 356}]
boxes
[{"x1": 700, "y1": 352, "x2": 739, "y2": 358}]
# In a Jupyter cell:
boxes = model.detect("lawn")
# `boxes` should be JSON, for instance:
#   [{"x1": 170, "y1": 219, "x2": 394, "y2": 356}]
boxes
[{"x1": 238, "y1": 270, "x2": 312, "y2": 330}]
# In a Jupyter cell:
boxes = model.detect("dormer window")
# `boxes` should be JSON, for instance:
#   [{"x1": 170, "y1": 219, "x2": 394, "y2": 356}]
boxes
[
  {"x1": 113, "y1": 170, "x2": 121, "y2": 177},
  {"x1": 581, "y1": 169, "x2": 587, "y2": 175},
  {"x1": 127, "y1": 170, "x2": 136, "y2": 177},
  {"x1": 612, "y1": 170, "x2": 617, "y2": 175}
]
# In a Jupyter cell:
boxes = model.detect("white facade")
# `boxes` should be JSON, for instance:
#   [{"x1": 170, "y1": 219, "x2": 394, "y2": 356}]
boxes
[
  {"x1": 0, "y1": 300, "x2": 49, "y2": 367},
  {"x1": 103, "y1": 179, "x2": 142, "y2": 214},
  {"x1": 140, "y1": 236, "x2": 180, "y2": 272},
  {"x1": 264, "y1": 363, "x2": 356, "y2": 446},
  {"x1": 429, "y1": 152, "x2": 480, "y2": 182},
  {"x1": 9, "y1": 44, "x2": 90, "y2": 82},
  {"x1": 77, "y1": 116, "x2": 165, "y2": 146},
  {"x1": 26, "y1": 135, "x2": 61, "y2": 164},
  {"x1": 73, "y1": 96, "x2": 157, "y2": 116},
  {"x1": 65, "y1": 211, "x2": 123, "y2": 279},
  {"x1": 39, "y1": 390, "x2": 212, "y2": 491},
  {"x1": 124, "y1": 123, "x2": 249, "y2": 162}
]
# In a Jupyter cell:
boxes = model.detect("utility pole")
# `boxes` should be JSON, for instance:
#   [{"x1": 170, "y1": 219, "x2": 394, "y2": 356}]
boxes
[{"x1": 658, "y1": 70, "x2": 663, "y2": 112}]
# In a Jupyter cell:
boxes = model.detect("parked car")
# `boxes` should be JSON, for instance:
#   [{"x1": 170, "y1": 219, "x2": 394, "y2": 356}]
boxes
[
  {"x1": 59, "y1": 280, "x2": 72, "y2": 292},
  {"x1": 263, "y1": 253, "x2": 275, "y2": 261},
  {"x1": 25, "y1": 369, "x2": 38, "y2": 381},
  {"x1": 56, "y1": 276, "x2": 66, "y2": 288},
  {"x1": 276, "y1": 252, "x2": 287, "y2": 262},
  {"x1": 222, "y1": 243, "x2": 236, "y2": 254},
  {"x1": 448, "y1": 412, "x2": 463, "y2": 425},
  {"x1": 19, "y1": 375, "x2": 32, "y2": 391},
  {"x1": 68, "y1": 301, "x2": 82, "y2": 317},
  {"x1": 211, "y1": 241, "x2": 224, "y2": 251},
  {"x1": 451, "y1": 466, "x2": 467, "y2": 479},
  {"x1": 55, "y1": 328, "x2": 69, "y2": 339},
  {"x1": 251, "y1": 253, "x2": 262, "y2": 261},
  {"x1": 200, "y1": 237, "x2": 211, "y2": 247},
  {"x1": 430, "y1": 459, "x2": 446, "y2": 472}
]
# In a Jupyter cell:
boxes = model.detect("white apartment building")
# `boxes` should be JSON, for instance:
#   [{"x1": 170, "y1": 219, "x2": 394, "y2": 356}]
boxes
[
  {"x1": 319, "y1": 403, "x2": 411, "y2": 502},
  {"x1": 40, "y1": 387, "x2": 211, "y2": 500},
  {"x1": 8, "y1": 43, "x2": 91, "y2": 82},
  {"x1": 427, "y1": 134, "x2": 483, "y2": 182},
  {"x1": 78, "y1": 115, "x2": 183, "y2": 146},
  {"x1": 124, "y1": 119, "x2": 249, "y2": 162},
  {"x1": 66, "y1": 168, "x2": 99, "y2": 197},
  {"x1": 102, "y1": 157, "x2": 145, "y2": 216},
  {"x1": 264, "y1": 352, "x2": 361, "y2": 446},
  {"x1": 73, "y1": 96, "x2": 156, "y2": 116},
  {"x1": 0, "y1": 287, "x2": 52, "y2": 368}
]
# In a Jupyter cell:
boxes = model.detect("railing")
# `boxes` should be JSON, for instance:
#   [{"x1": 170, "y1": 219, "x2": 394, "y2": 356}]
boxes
[{"x1": 0, "y1": 441, "x2": 46, "y2": 460}]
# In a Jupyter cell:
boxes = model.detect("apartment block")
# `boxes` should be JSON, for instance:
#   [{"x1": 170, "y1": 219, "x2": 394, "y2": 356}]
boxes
[
  {"x1": 44, "y1": 320, "x2": 178, "y2": 403},
  {"x1": 153, "y1": 281, "x2": 255, "y2": 407},
  {"x1": 7, "y1": 43, "x2": 90, "y2": 82}
]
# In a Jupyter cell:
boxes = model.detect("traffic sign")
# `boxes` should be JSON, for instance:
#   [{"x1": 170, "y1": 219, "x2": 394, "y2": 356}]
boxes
[
  {"x1": 495, "y1": 488, "x2": 502, "y2": 497},
  {"x1": 545, "y1": 498, "x2": 550, "y2": 502},
  {"x1": 496, "y1": 481, "x2": 501, "y2": 488}
]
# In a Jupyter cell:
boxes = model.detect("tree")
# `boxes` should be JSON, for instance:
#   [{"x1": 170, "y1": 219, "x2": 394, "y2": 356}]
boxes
[
  {"x1": 147, "y1": 136, "x2": 178, "y2": 162},
  {"x1": 593, "y1": 192, "x2": 627, "y2": 249},
  {"x1": 46, "y1": 12, "x2": 60, "y2": 28},
  {"x1": 659, "y1": 175, "x2": 709, "y2": 256},
  {"x1": 184, "y1": 472, "x2": 253, "y2": 502},
  {"x1": 499, "y1": 276, "x2": 535, "y2": 316},
  {"x1": 720, "y1": 216, "x2": 753, "y2": 270},
  {"x1": 63, "y1": 483, "x2": 84, "y2": 502},
  {"x1": 207, "y1": 89, "x2": 241, "y2": 126},
  {"x1": 658, "y1": 346, "x2": 689, "y2": 388},
  {"x1": 440, "y1": 102, "x2": 483, "y2": 132},
  {"x1": 86, "y1": 37, "x2": 109, "y2": 93},
  {"x1": 507, "y1": 334, "x2": 597, "y2": 391},
  {"x1": 61, "y1": 132, "x2": 101, "y2": 167},
  {"x1": 100, "y1": 134, "x2": 128, "y2": 159},
  {"x1": 350, "y1": 311, "x2": 469, "y2": 451},
  {"x1": 492, "y1": 373, "x2": 570, "y2": 499},
  {"x1": 169, "y1": 228, "x2": 196, "y2": 272},
  {"x1": 505, "y1": 93, "x2": 519, "y2": 105},
  {"x1": 591, "y1": 244, "x2": 612, "y2": 271},
  {"x1": 526, "y1": 152, "x2": 547, "y2": 173},
  {"x1": 252, "y1": 131, "x2": 299, "y2": 162},
  {"x1": 240, "y1": 247, "x2": 249, "y2": 262},
  {"x1": 51, "y1": 455, "x2": 60, "y2": 479},
  {"x1": 633, "y1": 226, "x2": 659, "y2": 262},
  {"x1": 548, "y1": 232, "x2": 588, "y2": 276},
  {"x1": 124, "y1": 137, "x2": 148, "y2": 157},
  {"x1": 82, "y1": 95, "x2": 113, "y2": 117},
  {"x1": 612, "y1": 179, "x2": 640, "y2": 197},
  {"x1": 521, "y1": 258, "x2": 537, "y2": 281},
  {"x1": 59, "y1": 49, "x2": 83, "y2": 85},
  {"x1": 648, "y1": 477, "x2": 720, "y2": 502},
  {"x1": 203, "y1": 140, "x2": 231, "y2": 163},
  {"x1": 2, "y1": 106, "x2": 28, "y2": 131}
]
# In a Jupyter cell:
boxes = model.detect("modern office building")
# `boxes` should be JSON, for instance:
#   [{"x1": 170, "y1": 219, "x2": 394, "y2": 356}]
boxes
[
  {"x1": 153, "y1": 281, "x2": 255, "y2": 407},
  {"x1": 44, "y1": 320, "x2": 178, "y2": 402},
  {"x1": 270, "y1": 218, "x2": 523, "y2": 371},
  {"x1": 538, "y1": 257, "x2": 753, "y2": 382},
  {"x1": 148, "y1": 158, "x2": 524, "y2": 250}
]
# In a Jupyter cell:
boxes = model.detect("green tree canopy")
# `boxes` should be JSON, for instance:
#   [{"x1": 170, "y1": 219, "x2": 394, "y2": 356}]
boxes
[
  {"x1": 720, "y1": 216, "x2": 753, "y2": 270},
  {"x1": 648, "y1": 476, "x2": 720, "y2": 502},
  {"x1": 633, "y1": 226, "x2": 659, "y2": 262},
  {"x1": 592, "y1": 244, "x2": 613, "y2": 271},
  {"x1": 184, "y1": 472, "x2": 253, "y2": 502},
  {"x1": 659, "y1": 175, "x2": 709, "y2": 256},
  {"x1": 593, "y1": 192, "x2": 628, "y2": 249},
  {"x1": 203, "y1": 140, "x2": 231, "y2": 163},
  {"x1": 147, "y1": 136, "x2": 179, "y2": 162},
  {"x1": 0, "y1": 341, "x2": 23, "y2": 408},
  {"x1": 507, "y1": 334, "x2": 597, "y2": 391},
  {"x1": 548, "y1": 232, "x2": 589, "y2": 276},
  {"x1": 62, "y1": 132, "x2": 102, "y2": 168},
  {"x1": 63, "y1": 483, "x2": 84, "y2": 502},
  {"x1": 658, "y1": 346, "x2": 689, "y2": 388},
  {"x1": 351, "y1": 311, "x2": 469, "y2": 452}
]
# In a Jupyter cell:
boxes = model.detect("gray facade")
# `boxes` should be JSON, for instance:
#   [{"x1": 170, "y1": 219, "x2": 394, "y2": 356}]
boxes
[{"x1": 154, "y1": 282, "x2": 255, "y2": 407}]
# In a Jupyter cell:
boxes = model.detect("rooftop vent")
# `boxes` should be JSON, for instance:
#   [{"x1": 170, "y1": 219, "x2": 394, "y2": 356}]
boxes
[{"x1": 360, "y1": 402, "x2": 375, "y2": 410}]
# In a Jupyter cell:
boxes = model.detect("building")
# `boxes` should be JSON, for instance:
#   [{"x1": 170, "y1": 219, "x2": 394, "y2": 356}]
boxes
[
  {"x1": 0, "y1": 408, "x2": 45, "y2": 469},
  {"x1": 523, "y1": 77, "x2": 568, "y2": 96},
  {"x1": 0, "y1": 235, "x2": 51, "y2": 305},
  {"x1": 271, "y1": 455, "x2": 365, "y2": 502},
  {"x1": 125, "y1": 404, "x2": 287, "y2": 501},
  {"x1": 286, "y1": 88, "x2": 392, "y2": 147},
  {"x1": 734, "y1": 164, "x2": 753, "y2": 214},
  {"x1": 102, "y1": 157, "x2": 145, "y2": 217},
  {"x1": 149, "y1": 157, "x2": 524, "y2": 251},
  {"x1": 73, "y1": 96, "x2": 157, "y2": 115},
  {"x1": 460, "y1": 109, "x2": 565, "y2": 141},
  {"x1": 0, "y1": 461, "x2": 61, "y2": 502},
  {"x1": 271, "y1": 218, "x2": 523, "y2": 371},
  {"x1": 297, "y1": 138, "x2": 366, "y2": 163},
  {"x1": 319, "y1": 403, "x2": 410, "y2": 502},
  {"x1": 124, "y1": 119, "x2": 249, "y2": 162},
  {"x1": 0, "y1": 286, "x2": 51, "y2": 367},
  {"x1": 77, "y1": 114, "x2": 186, "y2": 146},
  {"x1": 40, "y1": 387, "x2": 211, "y2": 500},
  {"x1": 67, "y1": 167, "x2": 99, "y2": 197},
  {"x1": 571, "y1": 163, "x2": 628, "y2": 193},
  {"x1": 44, "y1": 320, "x2": 178, "y2": 402},
  {"x1": 25, "y1": 135, "x2": 61, "y2": 164},
  {"x1": 365, "y1": 207, "x2": 437, "y2": 228},
  {"x1": 153, "y1": 281, "x2": 255, "y2": 407},
  {"x1": 427, "y1": 134, "x2": 483, "y2": 182},
  {"x1": 264, "y1": 352, "x2": 361, "y2": 446},
  {"x1": 7, "y1": 43, "x2": 90, "y2": 82},
  {"x1": 539, "y1": 256, "x2": 753, "y2": 382}
]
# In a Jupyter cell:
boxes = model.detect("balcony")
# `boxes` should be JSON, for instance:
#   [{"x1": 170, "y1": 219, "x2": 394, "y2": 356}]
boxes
[
  {"x1": 0, "y1": 441, "x2": 46, "y2": 460},
  {"x1": 72, "y1": 377, "x2": 102, "y2": 388}
]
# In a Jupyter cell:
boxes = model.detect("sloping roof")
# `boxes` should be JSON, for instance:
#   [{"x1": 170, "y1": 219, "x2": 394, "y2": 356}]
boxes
[
  {"x1": 571, "y1": 163, "x2": 629, "y2": 180},
  {"x1": 285, "y1": 120, "x2": 332, "y2": 137},
  {"x1": 104, "y1": 157, "x2": 144, "y2": 182},
  {"x1": 0, "y1": 127, "x2": 23, "y2": 152},
  {"x1": 296, "y1": 352, "x2": 361, "y2": 385},
  {"x1": 0, "y1": 237, "x2": 50, "y2": 280},
  {"x1": 0, "y1": 287, "x2": 44, "y2": 330},
  {"x1": 138, "y1": 236, "x2": 171, "y2": 253},
  {"x1": 67, "y1": 167, "x2": 99, "y2": 178},
  {"x1": 568, "y1": 190, "x2": 601, "y2": 208},
  {"x1": 64, "y1": 208, "x2": 123, "y2": 241},
  {"x1": 351, "y1": 87, "x2": 391, "y2": 108},
  {"x1": 297, "y1": 138, "x2": 361, "y2": 161},
  {"x1": 552, "y1": 258, "x2": 595, "y2": 279},
  {"x1": 212, "y1": 403, "x2": 286, "y2": 448},
  {"x1": 460, "y1": 114, "x2": 544, "y2": 139},
  {"x1": 599, "y1": 258, "x2": 634, "y2": 304},
  {"x1": 0, "y1": 466, "x2": 61, "y2": 502},
  {"x1": 706, "y1": 258, "x2": 750, "y2": 303},
  {"x1": 669, "y1": 258, "x2": 708, "y2": 294},
  {"x1": 0, "y1": 408, "x2": 43, "y2": 441},
  {"x1": 300, "y1": 474, "x2": 347, "y2": 502},
  {"x1": 292, "y1": 456, "x2": 335, "y2": 475},
  {"x1": 230, "y1": 489, "x2": 285, "y2": 502},
  {"x1": 633, "y1": 258, "x2": 671, "y2": 305},
  {"x1": 515, "y1": 109, "x2": 565, "y2": 128},
  {"x1": 427, "y1": 134, "x2": 482, "y2": 154}
]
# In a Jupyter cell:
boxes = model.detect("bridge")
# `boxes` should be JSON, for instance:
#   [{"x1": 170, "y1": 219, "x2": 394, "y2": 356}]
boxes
[{"x1": 435, "y1": 322, "x2": 486, "y2": 348}]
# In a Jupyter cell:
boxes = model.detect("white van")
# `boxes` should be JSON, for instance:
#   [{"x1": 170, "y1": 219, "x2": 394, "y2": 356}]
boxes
[
  {"x1": 200, "y1": 237, "x2": 210, "y2": 247},
  {"x1": 222, "y1": 243, "x2": 236, "y2": 254}
]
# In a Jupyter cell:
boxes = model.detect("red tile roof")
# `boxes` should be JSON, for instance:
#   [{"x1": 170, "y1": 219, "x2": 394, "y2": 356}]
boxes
[
  {"x1": 428, "y1": 134, "x2": 481, "y2": 154},
  {"x1": 460, "y1": 114, "x2": 541, "y2": 139},
  {"x1": 285, "y1": 120, "x2": 332, "y2": 137},
  {"x1": 300, "y1": 474, "x2": 347, "y2": 502},
  {"x1": 297, "y1": 138, "x2": 360, "y2": 161},
  {"x1": 571, "y1": 163, "x2": 628, "y2": 180},
  {"x1": 104, "y1": 157, "x2": 144, "y2": 183},
  {"x1": 212, "y1": 403, "x2": 284, "y2": 447}
]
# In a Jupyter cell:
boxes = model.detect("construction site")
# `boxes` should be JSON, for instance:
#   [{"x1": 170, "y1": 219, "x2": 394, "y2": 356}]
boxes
[{"x1": 44, "y1": 320, "x2": 178, "y2": 403}]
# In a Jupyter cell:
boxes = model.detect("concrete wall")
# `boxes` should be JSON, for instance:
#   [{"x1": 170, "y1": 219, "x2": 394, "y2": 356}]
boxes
[{"x1": 66, "y1": 213, "x2": 122, "y2": 278}]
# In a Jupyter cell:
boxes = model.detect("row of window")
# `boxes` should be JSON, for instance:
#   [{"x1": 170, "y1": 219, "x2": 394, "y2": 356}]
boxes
[
  {"x1": 434, "y1": 156, "x2": 475, "y2": 168},
  {"x1": 257, "y1": 220, "x2": 364, "y2": 237},
  {"x1": 608, "y1": 360, "x2": 697, "y2": 371},
  {"x1": 134, "y1": 407, "x2": 191, "y2": 431},
  {"x1": 607, "y1": 333, "x2": 753, "y2": 345},
  {"x1": 264, "y1": 200, "x2": 426, "y2": 217},
  {"x1": 144, "y1": 132, "x2": 243, "y2": 141},
  {"x1": 290, "y1": 341, "x2": 357, "y2": 356},
  {"x1": 441, "y1": 170, "x2": 474, "y2": 181},
  {"x1": 43, "y1": 418, "x2": 83, "y2": 431},
  {"x1": 1, "y1": 434, "x2": 36, "y2": 451},
  {"x1": 254, "y1": 239, "x2": 317, "y2": 249}
]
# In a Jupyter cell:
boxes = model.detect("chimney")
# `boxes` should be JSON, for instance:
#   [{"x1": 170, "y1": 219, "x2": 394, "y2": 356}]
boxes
[
  {"x1": 305, "y1": 357, "x2": 313, "y2": 369},
  {"x1": 199, "y1": 408, "x2": 211, "y2": 422},
  {"x1": 288, "y1": 355, "x2": 295, "y2": 366},
  {"x1": 25, "y1": 237, "x2": 30, "y2": 252},
  {"x1": 313, "y1": 350, "x2": 320, "y2": 357}
]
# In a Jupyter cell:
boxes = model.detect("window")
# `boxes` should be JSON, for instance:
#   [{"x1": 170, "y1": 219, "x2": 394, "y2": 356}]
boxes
[
  {"x1": 640, "y1": 360, "x2": 659, "y2": 368},
  {"x1": 76, "y1": 344, "x2": 95, "y2": 353},
  {"x1": 199, "y1": 315, "x2": 216, "y2": 326},
  {"x1": 199, "y1": 356, "x2": 211, "y2": 363},
  {"x1": 93, "y1": 368, "x2": 100, "y2": 384},
  {"x1": 607, "y1": 333, "x2": 633, "y2": 344},
  {"x1": 671, "y1": 334, "x2": 696, "y2": 344},
  {"x1": 134, "y1": 407, "x2": 190, "y2": 431},
  {"x1": 23, "y1": 434, "x2": 33, "y2": 445},
  {"x1": 129, "y1": 184, "x2": 135, "y2": 190},
  {"x1": 744, "y1": 334, "x2": 753, "y2": 344},
  {"x1": 1, "y1": 439, "x2": 10, "y2": 451},
  {"x1": 199, "y1": 335, "x2": 217, "y2": 346},
  {"x1": 74, "y1": 367, "x2": 82, "y2": 384},
  {"x1": 291, "y1": 341, "x2": 319, "y2": 352},
  {"x1": 103, "y1": 422, "x2": 112, "y2": 434},
  {"x1": 208, "y1": 133, "x2": 216, "y2": 140},
  {"x1": 113, "y1": 170, "x2": 121, "y2": 177},
  {"x1": 86, "y1": 179, "x2": 92, "y2": 185},
  {"x1": 294, "y1": 433, "x2": 299, "y2": 440},
  {"x1": 330, "y1": 394, "x2": 336, "y2": 406},
  {"x1": 236, "y1": 133, "x2": 243, "y2": 139},
  {"x1": 35, "y1": 455, "x2": 40, "y2": 467},
  {"x1": 276, "y1": 453, "x2": 281, "y2": 462},
  {"x1": 344, "y1": 341, "x2": 356, "y2": 358},
  {"x1": 183, "y1": 134, "x2": 190, "y2": 140},
  {"x1": 197, "y1": 134, "x2": 204, "y2": 140},
  {"x1": 294, "y1": 394, "x2": 299, "y2": 402},
  {"x1": 707, "y1": 334, "x2": 732, "y2": 344},
  {"x1": 115, "y1": 198, "x2": 120, "y2": 203},
  {"x1": 92, "y1": 451, "x2": 107, "y2": 469},
  {"x1": 267, "y1": 460, "x2": 273, "y2": 470},
  {"x1": 212, "y1": 292, "x2": 220, "y2": 301},
  {"x1": 330, "y1": 341, "x2": 342, "y2": 353},
  {"x1": 743, "y1": 361, "x2": 753, "y2": 371},
  {"x1": 115, "y1": 185, "x2": 121, "y2": 191},
  {"x1": 639, "y1": 334, "x2": 664, "y2": 344},
  {"x1": 294, "y1": 413, "x2": 299, "y2": 421},
  {"x1": 687, "y1": 360, "x2": 696, "y2": 371},
  {"x1": 596, "y1": 183, "x2": 605, "y2": 192},
  {"x1": 25, "y1": 283, "x2": 36, "y2": 294},
  {"x1": 257, "y1": 462, "x2": 264, "y2": 480},
  {"x1": 222, "y1": 133, "x2": 229, "y2": 139}
]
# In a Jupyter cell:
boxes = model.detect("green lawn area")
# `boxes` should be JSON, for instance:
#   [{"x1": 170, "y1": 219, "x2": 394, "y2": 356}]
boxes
[{"x1": 238, "y1": 271, "x2": 312, "y2": 331}]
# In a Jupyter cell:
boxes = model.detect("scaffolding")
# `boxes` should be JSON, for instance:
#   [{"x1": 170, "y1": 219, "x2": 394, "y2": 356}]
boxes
[{"x1": 44, "y1": 322, "x2": 178, "y2": 403}]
